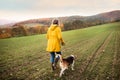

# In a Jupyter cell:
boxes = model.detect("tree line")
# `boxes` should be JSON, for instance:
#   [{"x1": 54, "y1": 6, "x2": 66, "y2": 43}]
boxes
[{"x1": 0, "y1": 24, "x2": 48, "y2": 39}]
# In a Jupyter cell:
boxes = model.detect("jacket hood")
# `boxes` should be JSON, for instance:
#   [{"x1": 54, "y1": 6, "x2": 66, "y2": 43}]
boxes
[{"x1": 49, "y1": 24, "x2": 58, "y2": 31}]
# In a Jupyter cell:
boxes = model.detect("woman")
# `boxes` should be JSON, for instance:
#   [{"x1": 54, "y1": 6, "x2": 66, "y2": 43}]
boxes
[{"x1": 46, "y1": 19, "x2": 65, "y2": 71}]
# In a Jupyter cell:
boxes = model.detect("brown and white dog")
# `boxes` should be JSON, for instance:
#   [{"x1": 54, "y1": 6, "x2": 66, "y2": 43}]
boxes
[{"x1": 59, "y1": 54, "x2": 75, "y2": 77}]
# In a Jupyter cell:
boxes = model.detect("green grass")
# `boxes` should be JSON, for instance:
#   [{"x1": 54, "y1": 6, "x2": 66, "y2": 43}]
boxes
[{"x1": 0, "y1": 22, "x2": 120, "y2": 80}]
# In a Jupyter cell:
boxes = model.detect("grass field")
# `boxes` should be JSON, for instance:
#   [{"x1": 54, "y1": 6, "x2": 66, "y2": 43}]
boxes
[{"x1": 0, "y1": 22, "x2": 120, "y2": 80}]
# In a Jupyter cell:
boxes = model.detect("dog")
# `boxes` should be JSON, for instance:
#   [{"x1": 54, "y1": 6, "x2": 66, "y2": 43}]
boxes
[{"x1": 59, "y1": 54, "x2": 75, "y2": 77}]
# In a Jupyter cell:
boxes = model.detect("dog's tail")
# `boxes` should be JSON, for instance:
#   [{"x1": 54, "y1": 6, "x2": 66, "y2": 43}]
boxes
[{"x1": 59, "y1": 54, "x2": 63, "y2": 62}]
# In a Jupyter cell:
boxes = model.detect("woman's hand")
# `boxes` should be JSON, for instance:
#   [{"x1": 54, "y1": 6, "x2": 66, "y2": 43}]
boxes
[{"x1": 61, "y1": 41, "x2": 65, "y2": 46}]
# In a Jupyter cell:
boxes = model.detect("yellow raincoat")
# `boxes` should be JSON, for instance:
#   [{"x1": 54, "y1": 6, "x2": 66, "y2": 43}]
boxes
[{"x1": 46, "y1": 24, "x2": 64, "y2": 52}]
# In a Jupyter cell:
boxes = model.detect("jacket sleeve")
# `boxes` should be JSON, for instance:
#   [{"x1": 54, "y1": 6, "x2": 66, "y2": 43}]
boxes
[{"x1": 57, "y1": 27, "x2": 64, "y2": 42}]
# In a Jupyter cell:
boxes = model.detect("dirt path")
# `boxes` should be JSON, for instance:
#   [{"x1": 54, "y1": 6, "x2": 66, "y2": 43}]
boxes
[
  {"x1": 78, "y1": 32, "x2": 113, "y2": 79},
  {"x1": 112, "y1": 32, "x2": 117, "y2": 80},
  {"x1": 112, "y1": 31, "x2": 120, "y2": 80}
]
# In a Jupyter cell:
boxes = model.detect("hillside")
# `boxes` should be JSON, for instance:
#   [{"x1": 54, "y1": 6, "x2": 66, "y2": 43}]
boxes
[
  {"x1": 0, "y1": 22, "x2": 120, "y2": 80},
  {"x1": 84, "y1": 10, "x2": 120, "y2": 23},
  {"x1": 13, "y1": 10, "x2": 120, "y2": 25}
]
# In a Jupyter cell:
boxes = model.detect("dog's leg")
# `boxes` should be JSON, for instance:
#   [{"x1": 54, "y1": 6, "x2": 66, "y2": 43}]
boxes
[
  {"x1": 59, "y1": 68, "x2": 66, "y2": 77},
  {"x1": 71, "y1": 60, "x2": 75, "y2": 70}
]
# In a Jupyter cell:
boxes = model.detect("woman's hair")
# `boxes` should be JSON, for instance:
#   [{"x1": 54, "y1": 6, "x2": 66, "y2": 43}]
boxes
[{"x1": 52, "y1": 19, "x2": 59, "y2": 25}]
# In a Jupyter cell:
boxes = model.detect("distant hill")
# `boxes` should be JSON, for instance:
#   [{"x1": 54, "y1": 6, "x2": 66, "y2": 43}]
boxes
[{"x1": 84, "y1": 10, "x2": 120, "y2": 23}]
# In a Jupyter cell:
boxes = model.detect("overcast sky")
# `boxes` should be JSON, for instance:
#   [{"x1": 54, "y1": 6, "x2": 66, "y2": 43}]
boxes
[{"x1": 0, "y1": 0, "x2": 120, "y2": 21}]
